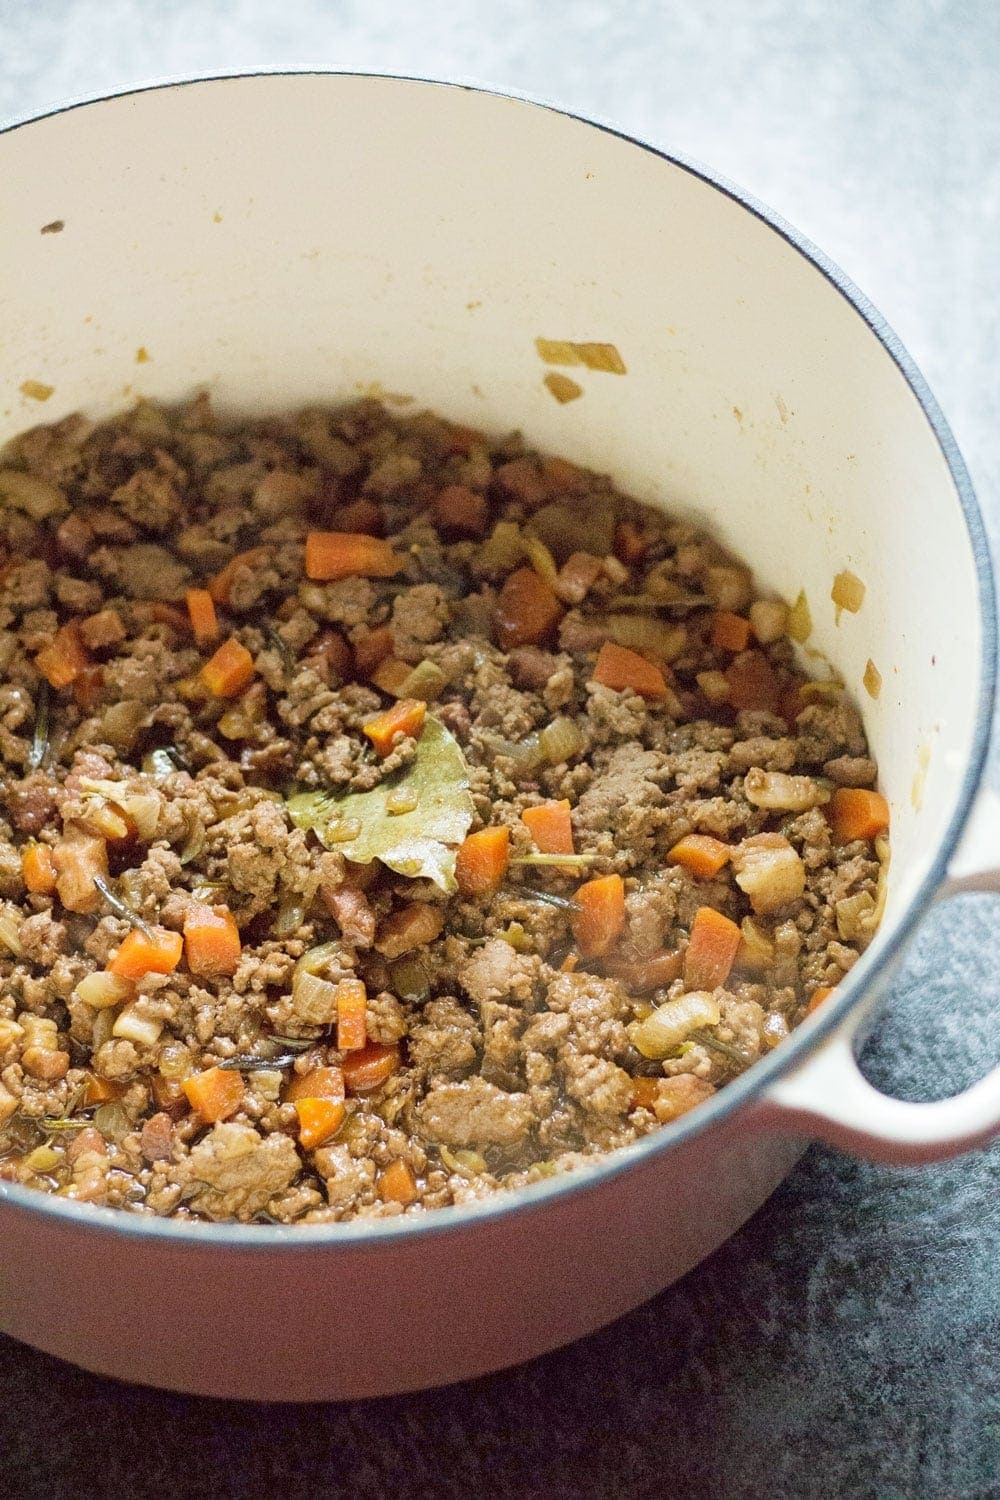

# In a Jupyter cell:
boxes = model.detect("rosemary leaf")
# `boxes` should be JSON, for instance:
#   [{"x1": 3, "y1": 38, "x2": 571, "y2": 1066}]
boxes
[
  {"x1": 28, "y1": 680, "x2": 49, "y2": 770},
  {"x1": 92, "y1": 876, "x2": 156, "y2": 941}
]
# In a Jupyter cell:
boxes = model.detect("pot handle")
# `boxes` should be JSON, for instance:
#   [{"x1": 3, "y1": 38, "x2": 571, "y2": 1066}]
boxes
[{"x1": 759, "y1": 787, "x2": 1000, "y2": 1165}]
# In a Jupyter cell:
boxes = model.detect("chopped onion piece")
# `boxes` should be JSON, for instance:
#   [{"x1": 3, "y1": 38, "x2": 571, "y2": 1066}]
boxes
[
  {"x1": 74, "y1": 971, "x2": 133, "y2": 1010},
  {"x1": 629, "y1": 992, "x2": 721, "y2": 1059},
  {"x1": 749, "y1": 599, "x2": 788, "y2": 644},
  {"x1": 539, "y1": 715, "x2": 584, "y2": 765},
  {"x1": 744, "y1": 768, "x2": 830, "y2": 812},
  {"x1": 112, "y1": 1004, "x2": 163, "y2": 1048}
]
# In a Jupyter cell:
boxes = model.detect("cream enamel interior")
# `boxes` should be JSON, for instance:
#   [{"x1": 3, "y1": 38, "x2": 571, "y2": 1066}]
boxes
[{"x1": 0, "y1": 73, "x2": 982, "y2": 947}]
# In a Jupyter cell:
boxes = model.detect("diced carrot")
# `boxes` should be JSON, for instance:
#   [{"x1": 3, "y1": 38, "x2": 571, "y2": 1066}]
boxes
[
  {"x1": 378, "y1": 1158, "x2": 418, "y2": 1205},
  {"x1": 286, "y1": 1066, "x2": 345, "y2": 1104},
  {"x1": 828, "y1": 788, "x2": 890, "y2": 843},
  {"x1": 342, "y1": 1042, "x2": 401, "y2": 1094},
  {"x1": 807, "y1": 985, "x2": 835, "y2": 1014},
  {"x1": 305, "y1": 531, "x2": 402, "y2": 581},
  {"x1": 724, "y1": 650, "x2": 782, "y2": 714},
  {"x1": 614, "y1": 520, "x2": 649, "y2": 564},
  {"x1": 183, "y1": 904, "x2": 241, "y2": 979},
  {"x1": 710, "y1": 611, "x2": 752, "y2": 653},
  {"x1": 572, "y1": 874, "x2": 626, "y2": 958},
  {"x1": 375, "y1": 902, "x2": 446, "y2": 958},
  {"x1": 201, "y1": 636, "x2": 256, "y2": 697},
  {"x1": 182, "y1": 1066, "x2": 244, "y2": 1124},
  {"x1": 539, "y1": 455, "x2": 587, "y2": 494},
  {"x1": 207, "y1": 547, "x2": 268, "y2": 605},
  {"x1": 559, "y1": 953, "x2": 579, "y2": 973},
  {"x1": 35, "y1": 622, "x2": 90, "y2": 689},
  {"x1": 683, "y1": 906, "x2": 741, "y2": 991},
  {"x1": 22, "y1": 843, "x2": 57, "y2": 895},
  {"x1": 521, "y1": 800, "x2": 574, "y2": 856},
  {"x1": 186, "y1": 587, "x2": 219, "y2": 646},
  {"x1": 370, "y1": 657, "x2": 413, "y2": 696},
  {"x1": 592, "y1": 641, "x2": 668, "y2": 700},
  {"x1": 495, "y1": 458, "x2": 548, "y2": 505},
  {"x1": 363, "y1": 697, "x2": 426, "y2": 756},
  {"x1": 493, "y1": 566, "x2": 563, "y2": 649},
  {"x1": 433, "y1": 484, "x2": 489, "y2": 537},
  {"x1": 72, "y1": 664, "x2": 104, "y2": 711},
  {"x1": 603, "y1": 948, "x2": 684, "y2": 992},
  {"x1": 294, "y1": 1097, "x2": 346, "y2": 1151},
  {"x1": 336, "y1": 978, "x2": 367, "y2": 1052},
  {"x1": 108, "y1": 927, "x2": 184, "y2": 980},
  {"x1": 455, "y1": 826, "x2": 510, "y2": 897},
  {"x1": 668, "y1": 834, "x2": 732, "y2": 879},
  {"x1": 353, "y1": 625, "x2": 395, "y2": 678},
  {"x1": 631, "y1": 1076, "x2": 662, "y2": 1110},
  {"x1": 82, "y1": 1074, "x2": 125, "y2": 1107},
  {"x1": 336, "y1": 498, "x2": 384, "y2": 535}
]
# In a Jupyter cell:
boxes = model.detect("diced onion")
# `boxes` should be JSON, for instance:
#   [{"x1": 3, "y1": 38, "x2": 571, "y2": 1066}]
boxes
[
  {"x1": 743, "y1": 768, "x2": 830, "y2": 812},
  {"x1": 522, "y1": 532, "x2": 559, "y2": 585},
  {"x1": 112, "y1": 1004, "x2": 163, "y2": 1048},
  {"x1": 749, "y1": 599, "x2": 788, "y2": 644},
  {"x1": 295, "y1": 941, "x2": 342, "y2": 979},
  {"x1": 539, "y1": 715, "x2": 584, "y2": 765},
  {"x1": 0, "y1": 906, "x2": 23, "y2": 957},
  {"x1": 94, "y1": 1100, "x2": 132, "y2": 1142},
  {"x1": 273, "y1": 897, "x2": 306, "y2": 938},
  {"x1": 291, "y1": 970, "x2": 339, "y2": 1024},
  {"x1": 697, "y1": 670, "x2": 730, "y2": 704},
  {"x1": 629, "y1": 992, "x2": 721, "y2": 1059},
  {"x1": 24, "y1": 1144, "x2": 62, "y2": 1173},
  {"x1": 601, "y1": 613, "x2": 686, "y2": 662},
  {"x1": 835, "y1": 890, "x2": 878, "y2": 942},
  {"x1": 74, "y1": 971, "x2": 134, "y2": 1010},
  {"x1": 737, "y1": 917, "x2": 775, "y2": 972},
  {"x1": 399, "y1": 660, "x2": 446, "y2": 702},
  {"x1": 703, "y1": 565, "x2": 752, "y2": 611},
  {"x1": 732, "y1": 835, "x2": 806, "y2": 915}
]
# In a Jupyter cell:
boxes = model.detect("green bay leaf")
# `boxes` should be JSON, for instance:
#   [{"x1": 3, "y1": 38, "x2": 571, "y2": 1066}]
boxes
[{"x1": 286, "y1": 715, "x2": 474, "y2": 893}]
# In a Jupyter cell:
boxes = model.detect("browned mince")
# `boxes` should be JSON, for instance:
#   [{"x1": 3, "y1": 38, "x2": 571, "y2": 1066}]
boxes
[{"x1": 0, "y1": 396, "x2": 886, "y2": 1223}]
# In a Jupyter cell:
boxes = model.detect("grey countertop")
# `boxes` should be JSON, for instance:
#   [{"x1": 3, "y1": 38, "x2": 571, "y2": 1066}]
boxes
[{"x1": 0, "y1": 4, "x2": 997, "y2": 1497}]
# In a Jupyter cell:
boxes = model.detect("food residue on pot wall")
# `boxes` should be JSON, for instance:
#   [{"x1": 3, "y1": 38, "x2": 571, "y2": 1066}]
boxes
[
  {"x1": 39, "y1": 220, "x2": 64, "y2": 234},
  {"x1": 544, "y1": 373, "x2": 583, "y2": 403},
  {"x1": 535, "y1": 338, "x2": 627, "y2": 374},
  {"x1": 863, "y1": 659, "x2": 882, "y2": 700},
  {"x1": 832, "y1": 569, "x2": 866, "y2": 623},
  {"x1": 19, "y1": 381, "x2": 54, "y2": 402},
  {"x1": 911, "y1": 741, "x2": 931, "y2": 811}
]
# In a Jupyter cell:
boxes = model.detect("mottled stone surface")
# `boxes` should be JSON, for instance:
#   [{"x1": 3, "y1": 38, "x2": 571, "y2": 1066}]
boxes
[{"x1": 0, "y1": 4, "x2": 997, "y2": 1496}]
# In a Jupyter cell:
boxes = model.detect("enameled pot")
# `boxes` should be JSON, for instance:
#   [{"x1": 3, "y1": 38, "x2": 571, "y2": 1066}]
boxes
[{"x1": 0, "y1": 73, "x2": 996, "y2": 1401}]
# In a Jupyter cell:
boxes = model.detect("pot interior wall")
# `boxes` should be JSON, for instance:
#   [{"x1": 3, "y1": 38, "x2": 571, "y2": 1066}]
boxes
[{"x1": 0, "y1": 74, "x2": 984, "y2": 946}]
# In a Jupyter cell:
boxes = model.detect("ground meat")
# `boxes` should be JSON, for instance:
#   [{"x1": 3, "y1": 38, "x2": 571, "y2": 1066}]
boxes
[
  {"x1": 415, "y1": 1079, "x2": 535, "y2": 1148},
  {"x1": 408, "y1": 997, "x2": 482, "y2": 1078},
  {"x1": 175, "y1": 1123, "x2": 300, "y2": 1221},
  {"x1": 0, "y1": 394, "x2": 885, "y2": 1224}
]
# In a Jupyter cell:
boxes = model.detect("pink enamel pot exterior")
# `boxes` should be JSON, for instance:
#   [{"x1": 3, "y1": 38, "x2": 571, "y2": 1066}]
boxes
[{"x1": 0, "y1": 74, "x2": 996, "y2": 1400}]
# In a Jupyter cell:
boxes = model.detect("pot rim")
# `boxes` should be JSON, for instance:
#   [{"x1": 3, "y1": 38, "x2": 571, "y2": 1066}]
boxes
[{"x1": 0, "y1": 69, "x2": 995, "y2": 1250}]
